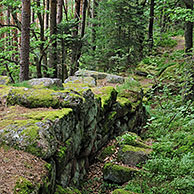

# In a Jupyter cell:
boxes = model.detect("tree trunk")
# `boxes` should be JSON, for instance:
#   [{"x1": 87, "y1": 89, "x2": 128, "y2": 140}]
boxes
[
  {"x1": 184, "y1": 0, "x2": 193, "y2": 52},
  {"x1": 49, "y1": 0, "x2": 58, "y2": 78},
  {"x1": 91, "y1": 0, "x2": 99, "y2": 51},
  {"x1": 148, "y1": 0, "x2": 154, "y2": 50},
  {"x1": 81, "y1": 0, "x2": 87, "y2": 37},
  {"x1": 36, "y1": 0, "x2": 44, "y2": 78},
  {"x1": 70, "y1": 0, "x2": 81, "y2": 75},
  {"x1": 57, "y1": 0, "x2": 63, "y2": 24},
  {"x1": 20, "y1": 0, "x2": 31, "y2": 82}
]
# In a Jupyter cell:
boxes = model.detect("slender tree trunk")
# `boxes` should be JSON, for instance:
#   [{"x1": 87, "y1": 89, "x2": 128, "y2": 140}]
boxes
[
  {"x1": 64, "y1": 0, "x2": 68, "y2": 20},
  {"x1": 184, "y1": 0, "x2": 193, "y2": 52},
  {"x1": 57, "y1": 0, "x2": 63, "y2": 24},
  {"x1": 49, "y1": 0, "x2": 58, "y2": 78},
  {"x1": 20, "y1": 0, "x2": 31, "y2": 82},
  {"x1": 70, "y1": 0, "x2": 81, "y2": 75},
  {"x1": 36, "y1": 0, "x2": 44, "y2": 78},
  {"x1": 46, "y1": 0, "x2": 50, "y2": 29},
  {"x1": 148, "y1": 0, "x2": 154, "y2": 50},
  {"x1": 91, "y1": 0, "x2": 98, "y2": 51},
  {"x1": 81, "y1": 0, "x2": 87, "y2": 37}
]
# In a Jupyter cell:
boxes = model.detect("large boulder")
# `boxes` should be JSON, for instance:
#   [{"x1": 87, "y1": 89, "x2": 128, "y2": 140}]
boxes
[
  {"x1": 28, "y1": 78, "x2": 63, "y2": 88},
  {"x1": 106, "y1": 74, "x2": 125, "y2": 84},
  {"x1": 118, "y1": 145, "x2": 151, "y2": 166},
  {"x1": 75, "y1": 70, "x2": 108, "y2": 80},
  {"x1": 103, "y1": 162, "x2": 138, "y2": 184},
  {"x1": 6, "y1": 87, "x2": 85, "y2": 109},
  {"x1": 0, "y1": 107, "x2": 73, "y2": 159},
  {"x1": 64, "y1": 76, "x2": 96, "y2": 87}
]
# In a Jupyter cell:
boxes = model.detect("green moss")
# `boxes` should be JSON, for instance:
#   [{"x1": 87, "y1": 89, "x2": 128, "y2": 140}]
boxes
[
  {"x1": 45, "y1": 163, "x2": 52, "y2": 172},
  {"x1": 25, "y1": 108, "x2": 72, "y2": 121},
  {"x1": 117, "y1": 97, "x2": 131, "y2": 107},
  {"x1": 55, "y1": 185, "x2": 81, "y2": 194},
  {"x1": 14, "y1": 177, "x2": 35, "y2": 194},
  {"x1": 56, "y1": 138, "x2": 73, "y2": 162},
  {"x1": 108, "y1": 111, "x2": 117, "y2": 120},
  {"x1": 104, "y1": 162, "x2": 137, "y2": 173},
  {"x1": 92, "y1": 86, "x2": 117, "y2": 108},
  {"x1": 57, "y1": 145, "x2": 67, "y2": 159},
  {"x1": 121, "y1": 145, "x2": 151, "y2": 154},
  {"x1": 0, "y1": 76, "x2": 11, "y2": 85},
  {"x1": 6, "y1": 87, "x2": 85, "y2": 108},
  {"x1": 0, "y1": 85, "x2": 11, "y2": 98},
  {"x1": 112, "y1": 189, "x2": 133, "y2": 194},
  {"x1": 63, "y1": 83, "x2": 90, "y2": 93}
]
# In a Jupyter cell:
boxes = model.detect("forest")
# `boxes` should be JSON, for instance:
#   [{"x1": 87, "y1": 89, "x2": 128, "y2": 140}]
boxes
[{"x1": 0, "y1": 0, "x2": 194, "y2": 193}]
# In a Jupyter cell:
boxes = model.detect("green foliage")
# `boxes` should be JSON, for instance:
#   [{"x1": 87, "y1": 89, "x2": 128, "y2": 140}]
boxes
[
  {"x1": 11, "y1": 81, "x2": 32, "y2": 88},
  {"x1": 116, "y1": 133, "x2": 137, "y2": 146},
  {"x1": 116, "y1": 79, "x2": 140, "y2": 94},
  {"x1": 122, "y1": 51, "x2": 194, "y2": 193},
  {"x1": 81, "y1": 0, "x2": 147, "y2": 72},
  {"x1": 155, "y1": 33, "x2": 177, "y2": 48}
]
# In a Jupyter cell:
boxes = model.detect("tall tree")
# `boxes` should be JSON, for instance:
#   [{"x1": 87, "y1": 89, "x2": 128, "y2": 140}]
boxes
[
  {"x1": 70, "y1": 0, "x2": 81, "y2": 75},
  {"x1": 49, "y1": 0, "x2": 57, "y2": 78},
  {"x1": 148, "y1": 0, "x2": 155, "y2": 50},
  {"x1": 183, "y1": 0, "x2": 193, "y2": 52},
  {"x1": 20, "y1": 0, "x2": 31, "y2": 81}
]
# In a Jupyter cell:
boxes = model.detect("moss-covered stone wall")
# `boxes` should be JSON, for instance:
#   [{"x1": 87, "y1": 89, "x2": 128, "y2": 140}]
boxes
[{"x1": 0, "y1": 84, "x2": 147, "y2": 192}]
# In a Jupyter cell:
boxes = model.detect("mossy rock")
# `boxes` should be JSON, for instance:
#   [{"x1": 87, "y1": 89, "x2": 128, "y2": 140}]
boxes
[
  {"x1": 55, "y1": 185, "x2": 81, "y2": 194},
  {"x1": 63, "y1": 83, "x2": 90, "y2": 93},
  {"x1": 103, "y1": 162, "x2": 138, "y2": 184},
  {"x1": 0, "y1": 85, "x2": 11, "y2": 105},
  {"x1": 64, "y1": 76, "x2": 96, "y2": 87},
  {"x1": 28, "y1": 78, "x2": 63, "y2": 88},
  {"x1": 112, "y1": 189, "x2": 133, "y2": 194},
  {"x1": 75, "y1": 70, "x2": 108, "y2": 80},
  {"x1": 0, "y1": 107, "x2": 73, "y2": 159},
  {"x1": 6, "y1": 87, "x2": 85, "y2": 109},
  {"x1": 118, "y1": 145, "x2": 151, "y2": 166},
  {"x1": 92, "y1": 86, "x2": 117, "y2": 109},
  {"x1": 0, "y1": 76, "x2": 11, "y2": 85}
]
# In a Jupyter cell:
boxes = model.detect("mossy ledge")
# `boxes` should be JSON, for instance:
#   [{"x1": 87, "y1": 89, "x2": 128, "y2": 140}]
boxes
[{"x1": 0, "y1": 84, "x2": 147, "y2": 192}]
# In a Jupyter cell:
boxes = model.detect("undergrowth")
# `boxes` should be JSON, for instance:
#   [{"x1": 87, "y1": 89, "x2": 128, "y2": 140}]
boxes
[{"x1": 123, "y1": 45, "x2": 194, "y2": 194}]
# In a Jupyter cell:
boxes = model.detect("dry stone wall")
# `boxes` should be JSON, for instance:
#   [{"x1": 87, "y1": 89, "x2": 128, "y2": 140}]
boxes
[{"x1": 0, "y1": 77, "x2": 147, "y2": 193}]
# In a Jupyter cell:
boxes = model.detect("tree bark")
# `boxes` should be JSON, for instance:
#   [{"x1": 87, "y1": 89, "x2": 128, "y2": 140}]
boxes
[
  {"x1": 70, "y1": 0, "x2": 81, "y2": 75},
  {"x1": 20, "y1": 0, "x2": 31, "y2": 82},
  {"x1": 91, "y1": 0, "x2": 99, "y2": 51},
  {"x1": 184, "y1": 0, "x2": 193, "y2": 52},
  {"x1": 36, "y1": 0, "x2": 45, "y2": 78},
  {"x1": 148, "y1": 0, "x2": 154, "y2": 50},
  {"x1": 57, "y1": 0, "x2": 63, "y2": 24},
  {"x1": 49, "y1": 0, "x2": 58, "y2": 78}
]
